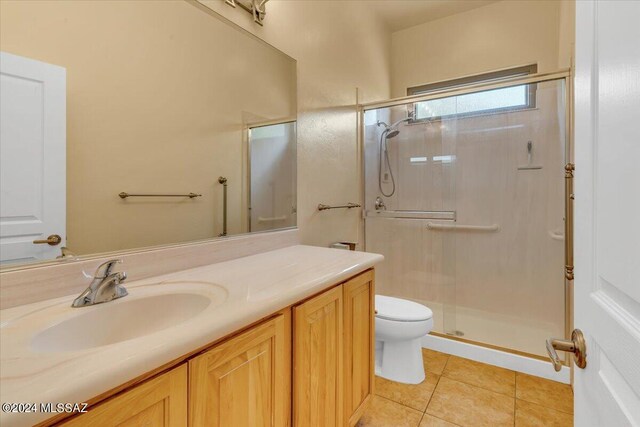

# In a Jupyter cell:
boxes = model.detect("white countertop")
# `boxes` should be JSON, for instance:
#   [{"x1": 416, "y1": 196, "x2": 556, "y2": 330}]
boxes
[{"x1": 0, "y1": 245, "x2": 383, "y2": 427}]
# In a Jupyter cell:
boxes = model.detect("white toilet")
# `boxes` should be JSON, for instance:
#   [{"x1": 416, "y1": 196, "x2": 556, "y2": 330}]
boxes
[{"x1": 375, "y1": 295, "x2": 433, "y2": 384}]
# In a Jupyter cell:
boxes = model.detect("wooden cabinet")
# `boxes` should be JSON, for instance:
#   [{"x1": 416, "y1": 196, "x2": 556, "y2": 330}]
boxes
[
  {"x1": 293, "y1": 285, "x2": 344, "y2": 427},
  {"x1": 343, "y1": 270, "x2": 375, "y2": 426},
  {"x1": 50, "y1": 270, "x2": 375, "y2": 427},
  {"x1": 293, "y1": 269, "x2": 375, "y2": 427},
  {"x1": 189, "y1": 312, "x2": 291, "y2": 427},
  {"x1": 60, "y1": 364, "x2": 187, "y2": 427}
]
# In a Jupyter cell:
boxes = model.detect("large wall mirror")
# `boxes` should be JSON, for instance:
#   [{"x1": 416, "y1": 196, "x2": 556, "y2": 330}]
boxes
[{"x1": 0, "y1": 0, "x2": 297, "y2": 268}]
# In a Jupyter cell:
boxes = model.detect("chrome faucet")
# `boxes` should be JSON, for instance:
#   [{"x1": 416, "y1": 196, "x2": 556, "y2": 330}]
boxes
[{"x1": 72, "y1": 259, "x2": 128, "y2": 307}]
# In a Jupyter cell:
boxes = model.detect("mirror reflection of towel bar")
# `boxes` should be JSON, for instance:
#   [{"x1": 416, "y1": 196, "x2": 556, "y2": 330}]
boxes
[
  {"x1": 426, "y1": 222, "x2": 499, "y2": 232},
  {"x1": 318, "y1": 203, "x2": 361, "y2": 211},
  {"x1": 119, "y1": 192, "x2": 201, "y2": 199}
]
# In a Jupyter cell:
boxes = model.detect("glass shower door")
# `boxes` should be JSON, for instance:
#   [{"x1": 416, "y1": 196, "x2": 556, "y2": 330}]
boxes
[
  {"x1": 363, "y1": 76, "x2": 568, "y2": 358},
  {"x1": 363, "y1": 104, "x2": 458, "y2": 336},
  {"x1": 434, "y1": 78, "x2": 567, "y2": 356}
]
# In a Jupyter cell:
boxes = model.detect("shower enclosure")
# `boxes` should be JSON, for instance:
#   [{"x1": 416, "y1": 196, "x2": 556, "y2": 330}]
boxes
[{"x1": 362, "y1": 72, "x2": 570, "y2": 358}]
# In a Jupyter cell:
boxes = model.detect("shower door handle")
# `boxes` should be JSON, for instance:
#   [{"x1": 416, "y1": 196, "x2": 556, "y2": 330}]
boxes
[
  {"x1": 565, "y1": 163, "x2": 575, "y2": 280},
  {"x1": 546, "y1": 329, "x2": 587, "y2": 371}
]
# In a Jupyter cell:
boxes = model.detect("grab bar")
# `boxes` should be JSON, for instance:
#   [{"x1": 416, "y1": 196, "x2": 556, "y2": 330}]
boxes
[
  {"x1": 426, "y1": 222, "x2": 499, "y2": 232},
  {"x1": 258, "y1": 215, "x2": 287, "y2": 223},
  {"x1": 218, "y1": 177, "x2": 227, "y2": 236}
]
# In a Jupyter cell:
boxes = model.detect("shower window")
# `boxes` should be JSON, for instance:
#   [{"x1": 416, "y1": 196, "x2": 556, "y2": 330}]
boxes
[
  {"x1": 413, "y1": 84, "x2": 535, "y2": 120},
  {"x1": 408, "y1": 64, "x2": 537, "y2": 121}
]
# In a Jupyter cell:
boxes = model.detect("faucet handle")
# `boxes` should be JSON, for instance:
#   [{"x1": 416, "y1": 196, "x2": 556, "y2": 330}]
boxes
[{"x1": 94, "y1": 259, "x2": 123, "y2": 279}]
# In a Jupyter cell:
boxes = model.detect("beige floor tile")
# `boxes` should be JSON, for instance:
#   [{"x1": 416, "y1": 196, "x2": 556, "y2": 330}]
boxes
[
  {"x1": 419, "y1": 414, "x2": 460, "y2": 427},
  {"x1": 422, "y1": 348, "x2": 450, "y2": 375},
  {"x1": 426, "y1": 377, "x2": 515, "y2": 427},
  {"x1": 515, "y1": 399, "x2": 573, "y2": 427},
  {"x1": 442, "y1": 356, "x2": 515, "y2": 396},
  {"x1": 516, "y1": 373, "x2": 573, "y2": 414},
  {"x1": 356, "y1": 395, "x2": 423, "y2": 427},
  {"x1": 375, "y1": 374, "x2": 440, "y2": 411}
]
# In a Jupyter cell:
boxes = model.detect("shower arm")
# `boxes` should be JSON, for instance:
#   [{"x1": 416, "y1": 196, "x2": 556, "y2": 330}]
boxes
[{"x1": 376, "y1": 116, "x2": 412, "y2": 131}]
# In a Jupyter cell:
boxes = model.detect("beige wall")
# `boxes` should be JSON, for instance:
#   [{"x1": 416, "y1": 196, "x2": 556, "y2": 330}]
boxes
[
  {"x1": 199, "y1": 0, "x2": 392, "y2": 248},
  {"x1": 0, "y1": 0, "x2": 296, "y2": 255},
  {"x1": 557, "y1": 0, "x2": 576, "y2": 70},
  {"x1": 390, "y1": 0, "x2": 574, "y2": 97},
  {"x1": 1, "y1": 0, "x2": 574, "y2": 254},
  {"x1": 1, "y1": 0, "x2": 393, "y2": 254},
  {"x1": 209, "y1": 0, "x2": 575, "y2": 250}
]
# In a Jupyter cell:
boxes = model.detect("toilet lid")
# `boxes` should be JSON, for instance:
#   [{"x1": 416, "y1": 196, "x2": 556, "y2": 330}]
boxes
[{"x1": 375, "y1": 295, "x2": 433, "y2": 322}]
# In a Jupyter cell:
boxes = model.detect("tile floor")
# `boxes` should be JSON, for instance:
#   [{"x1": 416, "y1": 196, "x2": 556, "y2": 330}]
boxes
[{"x1": 357, "y1": 348, "x2": 573, "y2": 427}]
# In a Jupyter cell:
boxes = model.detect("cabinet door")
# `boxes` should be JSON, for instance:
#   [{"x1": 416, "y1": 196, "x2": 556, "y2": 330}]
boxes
[
  {"x1": 189, "y1": 312, "x2": 291, "y2": 427},
  {"x1": 343, "y1": 270, "x2": 375, "y2": 426},
  {"x1": 293, "y1": 286, "x2": 343, "y2": 427},
  {"x1": 61, "y1": 364, "x2": 187, "y2": 427}
]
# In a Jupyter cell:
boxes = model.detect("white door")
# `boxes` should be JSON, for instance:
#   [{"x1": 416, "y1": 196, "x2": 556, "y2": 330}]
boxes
[
  {"x1": 573, "y1": 1, "x2": 640, "y2": 425},
  {"x1": 0, "y1": 52, "x2": 66, "y2": 264}
]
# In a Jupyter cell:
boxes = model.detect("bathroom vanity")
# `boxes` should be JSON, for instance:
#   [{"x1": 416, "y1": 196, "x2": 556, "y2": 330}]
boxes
[{"x1": 0, "y1": 245, "x2": 382, "y2": 427}]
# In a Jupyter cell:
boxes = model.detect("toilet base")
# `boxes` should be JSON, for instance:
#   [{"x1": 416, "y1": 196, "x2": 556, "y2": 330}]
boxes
[{"x1": 375, "y1": 337, "x2": 425, "y2": 384}]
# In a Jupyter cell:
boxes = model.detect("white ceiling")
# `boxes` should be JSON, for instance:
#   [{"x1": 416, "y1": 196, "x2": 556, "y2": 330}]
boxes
[{"x1": 366, "y1": 0, "x2": 500, "y2": 32}]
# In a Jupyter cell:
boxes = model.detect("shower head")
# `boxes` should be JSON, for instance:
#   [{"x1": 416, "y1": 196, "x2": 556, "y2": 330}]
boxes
[
  {"x1": 385, "y1": 129, "x2": 400, "y2": 139},
  {"x1": 377, "y1": 116, "x2": 411, "y2": 139}
]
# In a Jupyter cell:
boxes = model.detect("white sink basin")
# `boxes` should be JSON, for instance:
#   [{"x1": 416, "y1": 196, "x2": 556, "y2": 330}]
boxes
[{"x1": 27, "y1": 282, "x2": 225, "y2": 353}]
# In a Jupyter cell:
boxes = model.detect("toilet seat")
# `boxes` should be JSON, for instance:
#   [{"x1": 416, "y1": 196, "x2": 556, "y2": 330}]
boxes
[{"x1": 375, "y1": 295, "x2": 433, "y2": 322}]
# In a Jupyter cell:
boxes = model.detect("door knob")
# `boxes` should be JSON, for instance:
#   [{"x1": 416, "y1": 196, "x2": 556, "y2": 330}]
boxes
[
  {"x1": 33, "y1": 234, "x2": 62, "y2": 246},
  {"x1": 546, "y1": 329, "x2": 587, "y2": 371}
]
